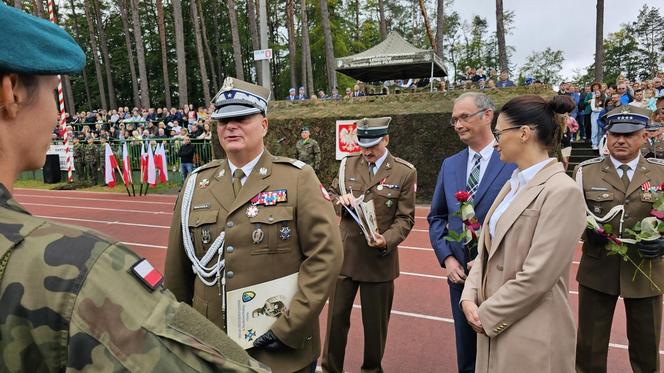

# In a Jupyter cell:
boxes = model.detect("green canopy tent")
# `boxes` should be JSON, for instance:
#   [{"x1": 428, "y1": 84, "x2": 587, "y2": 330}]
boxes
[{"x1": 335, "y1": 31, "x2": 447, "y2": 89}]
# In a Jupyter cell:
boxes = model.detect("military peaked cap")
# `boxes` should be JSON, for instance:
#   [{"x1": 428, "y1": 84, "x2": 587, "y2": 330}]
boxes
[
  {"x1": 356, "y1": 117, "x2": 391, "y2": 148},
  {"x1": 211, "y1": 77, "x2": 271, "y2": 119}
]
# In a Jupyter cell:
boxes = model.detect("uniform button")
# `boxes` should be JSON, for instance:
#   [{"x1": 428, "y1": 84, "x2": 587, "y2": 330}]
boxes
[
  {"x1": 268, "y1": 216, "x2": 274, "y2": 222},
  {"x1": 226, "y1": 246, "x2": 235, "y2": 253},
  {"x1": 624, "y1": 214, "x2": 630, "y2": 219},
  {"x1": 624, "y1": 199, "x2": 630, "y2": 204},
  {"x1": 195, "y1": 218, "x2": 200, "y2": 224},
  {"x1": 227, "y1": 221, "x2": 235, "y2": 228},
  {"x1": 496, "y1": 265, "x2": 504, "y2": 271},
  {"x1": 226, "y1": 271, "x2": 234, "y2": 279}
]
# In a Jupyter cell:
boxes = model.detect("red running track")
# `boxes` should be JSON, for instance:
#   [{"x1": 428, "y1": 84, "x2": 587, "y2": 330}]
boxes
[{"x1": 14, "y1": 188, "x2": 663, "y2": 372}]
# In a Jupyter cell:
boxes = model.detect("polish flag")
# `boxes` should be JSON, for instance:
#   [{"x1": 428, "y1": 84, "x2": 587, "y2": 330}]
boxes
[
  {"x1": 140, "y1": 143, "x2": 148, "y2": 184},
  {"x1": 131, "y1": 258, "x2": 163, "y2": 290},
  {"x1": 122, "y1": 142, "x2": 132, "y2": 185},
  {"x1": 154, "y1": 143, "x2": 168, "y2": 184},
  {"x1": 104, "y1": 143, "x2": 118, "y2": 188},
  {"x1": 146, "y1": 143, "x2": 157, "y2": 187}
]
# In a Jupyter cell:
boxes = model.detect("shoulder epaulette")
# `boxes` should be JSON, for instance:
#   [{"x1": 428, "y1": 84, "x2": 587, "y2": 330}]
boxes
[
  {"x1": 272, "y1": 156, "x2": 306, "y2": 169},
  {"x1": 646, "y1": 158, "x2": 664, "y2": 166},
  {"x1": 394, "y1": 157, "x2": 415, "y2": 169},
  {"x1": 578, "y1": 157, "x2": 604, "y2": 168},
  {"x1": 192, "y1": 159, "x2": 223, "y2": 174}
]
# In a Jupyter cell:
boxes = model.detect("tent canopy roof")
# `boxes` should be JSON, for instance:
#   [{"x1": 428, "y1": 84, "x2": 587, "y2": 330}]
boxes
[{"x1": 335, "y1": 31, "x2": 447, "y2": 82}]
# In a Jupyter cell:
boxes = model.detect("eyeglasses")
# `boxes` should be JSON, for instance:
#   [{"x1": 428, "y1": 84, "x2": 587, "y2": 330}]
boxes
[
  {"x1": 449, "y1": 109, "x2": 488, "y2": 126},
  {"x1": 493, "y1": 126, "x2": 522, "y2": 141}
]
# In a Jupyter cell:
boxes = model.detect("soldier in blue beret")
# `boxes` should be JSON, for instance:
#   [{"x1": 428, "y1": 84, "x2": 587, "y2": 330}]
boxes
[{"x1": 0, "y1": 4, "x2": 267, "y2": 372}]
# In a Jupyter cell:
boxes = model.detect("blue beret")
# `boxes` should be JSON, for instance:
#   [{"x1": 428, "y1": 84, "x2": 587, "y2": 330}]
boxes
[{"x1": 0, "y1": 3, "x2": 85, "y2": 75}]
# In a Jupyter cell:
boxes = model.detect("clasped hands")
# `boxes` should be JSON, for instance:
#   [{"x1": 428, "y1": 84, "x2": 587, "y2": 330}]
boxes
[{"x1": 460, "y1": 300, "x2": 486, "y2": 335}]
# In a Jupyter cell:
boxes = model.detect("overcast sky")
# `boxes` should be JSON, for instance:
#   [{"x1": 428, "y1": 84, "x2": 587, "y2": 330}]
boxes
[{"x1": 450, "y1": 0, "x2": 661, "y2": 80}]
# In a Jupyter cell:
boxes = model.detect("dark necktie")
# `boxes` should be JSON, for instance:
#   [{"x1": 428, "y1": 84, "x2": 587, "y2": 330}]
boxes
[
  {"x1": 369, "y1": 162, "x2": 375, "y2": 179},
  {"x1": 466, "y1": 154, "x2": 482, "y2": 198},
  {"x1": 232, "y1": 169, "x2": 245, "y2": 197},
  {"x1": 619, "y1": 164, "x2": 630, "y2": 188}
]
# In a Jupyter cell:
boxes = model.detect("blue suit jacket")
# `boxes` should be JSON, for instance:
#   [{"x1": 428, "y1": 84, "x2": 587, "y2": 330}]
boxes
[{"x1": 428, "y1": 148, "x2": 516, "y2": 268}]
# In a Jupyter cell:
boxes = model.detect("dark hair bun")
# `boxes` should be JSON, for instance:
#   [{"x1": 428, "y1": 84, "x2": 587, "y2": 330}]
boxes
[{"x1": 548, "y1": 95, "x2": 576, "y2": 114}]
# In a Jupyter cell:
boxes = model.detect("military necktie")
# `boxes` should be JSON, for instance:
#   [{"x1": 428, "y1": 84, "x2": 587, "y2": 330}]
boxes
[
  {"x1": 369, "y1": 162, "x2": 375, "y2": 179},
  {"x1": 619, "y1": 164, "x2": 631, "y2": 188},
  {"x1": 232, "y1": 169, "x2": 245, "y2": 197},
  {"x1": 466, "y1": 153, "x2": 482, "y2": 198}
]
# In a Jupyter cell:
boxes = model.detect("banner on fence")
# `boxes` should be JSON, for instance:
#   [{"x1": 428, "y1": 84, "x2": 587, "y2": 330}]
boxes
[
  {"x1": 47, "y1": 144, "x2": 73, "y2": 171},
  {"x1": 335, "y1": 120, "x2": 361, "y2": 160}
]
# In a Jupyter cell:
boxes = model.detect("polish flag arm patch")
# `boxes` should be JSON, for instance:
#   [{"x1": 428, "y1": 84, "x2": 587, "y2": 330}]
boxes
[
  {"x1": 320, "y1": 184, "x2": 332, "y2": 201},
  {"x1": 130, "y1": 258, "x2": 164, "y2": 292}
]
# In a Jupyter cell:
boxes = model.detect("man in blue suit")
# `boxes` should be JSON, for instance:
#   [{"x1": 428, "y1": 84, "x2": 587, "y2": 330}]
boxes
[{"x1": 428, "y1": 92, "x2": 516, "y2": 373}]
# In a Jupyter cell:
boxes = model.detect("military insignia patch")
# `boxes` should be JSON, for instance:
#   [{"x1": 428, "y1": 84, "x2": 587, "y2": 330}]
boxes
[
  {"x1": 130, "y1": 258, "x2": 163, "y2": 292},
  {"x1": 252, "y1": 226, "x2": 265, "y2": 244},
  {"x1": 280, "y1": 226, "x2": 291, "y2": 240},
  {"x1": 320, "y1": 184, "x2": 331, "y2": 201},
  {"x1": 246, "y1": 205, "x2": 259, "y2": 218},
  {"x1": 251, "y1": 190, "x2": 287, "y2": 206},
  {"x1": 242, "y1": 291, "x2": 256, "y2": 302},
  {"x1": 218, "y1": 169, "x2": 225, "y2": 177},
  {"x1": 199, "y1": 178, "x2": 210, "y2": 189},
  {"x1": 259, "y1": 167, "x2": 268, "y2": 176},
  {"x1": 386, "y1": 200, "x2": 393, "y2": 208}
]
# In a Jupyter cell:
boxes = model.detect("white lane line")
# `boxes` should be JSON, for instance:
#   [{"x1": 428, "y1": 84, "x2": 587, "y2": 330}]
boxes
[
  {"x1": 411, "y1": 228, "x2": 429, "y2": 233},
  {"x1": 15, "y1": 188, "x2": 177, "y2": 199},
  {"x1": 351, "y1": 304, "x2": 455, "y2": 323},
  {"x1": 23, "y1": 202, "x2": 171, "y2": 215},
  {"x1": 608, "y1": 343, "x2": 664, "y2": 356},
  {"x1": 15, "y1": 193, "x2": 175, "y2": 206},
  {"x1": 401, "y1": 271, "x2": 445, "y2": 280},
  {"x1": 122, "y1": 242, "x2": 167, "y2": 249},
  {"x1": 36, "y1": 215, "x2": 169, "y2": 229},
  {"x1": 399, "y1": 245, "x2": 433, "y2": 252}
]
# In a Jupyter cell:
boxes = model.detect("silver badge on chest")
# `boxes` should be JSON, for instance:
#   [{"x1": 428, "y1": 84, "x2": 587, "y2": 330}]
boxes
[
  {"x1": 252, "y1": 224, "x2": 265, "y2": 244},
  {"x1": 201, "y1": 226, "x2": 211, "y2": 244},
  {"x1": 246, "y1": 205, "x2": 259, "y2": 218},
  {"x1": 279, "y1": 225, "x2": 291, "y2": 240}
]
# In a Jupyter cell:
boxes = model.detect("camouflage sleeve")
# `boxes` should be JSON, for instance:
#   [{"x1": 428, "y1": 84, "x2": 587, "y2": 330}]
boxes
[
  {"x1": 313, "y1": 141, "x2": 321, "y2": 171},
  {"x1": 68, "y1": 242, "x2": 270, "y2": 372}
]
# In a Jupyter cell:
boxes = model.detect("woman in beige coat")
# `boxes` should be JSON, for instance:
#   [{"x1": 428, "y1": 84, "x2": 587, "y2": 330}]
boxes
[{"x1": 460, "y1": 95, "x2": 586, "y2": 373}]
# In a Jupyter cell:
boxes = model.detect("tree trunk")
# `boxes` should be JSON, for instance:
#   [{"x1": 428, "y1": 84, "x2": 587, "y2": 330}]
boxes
[
  {"x1": 69, "y1": 0, "x2": 92, "y2": 109},
  {"x1": 226, "y1": 0, "x2": 245, "y2": 81},
  {"x1": 93, "y1": 0, "x2": 116, "y2": 109},
  {"x1": 300, "y1": 0, "x2": 314, "y2": 96},
  {"x1": 435, "y1": 0, "x2": 443, "y2": 55},
  {"x1": 378, "y1": 0, "x2": 387, "y2": 40},
  {"x1": 247, "y1": 0, "x2": 262, "y2": 84},
  {"x1": 84, "y1": 0, "x2": 107, "y2": 109},
  {"x1": 496, "y1": 0, "x2": 508, "y2": 74},
  {"x1": 210, "y1": 0, "x2": 224, "y2": 85},
  {"x1": 197, "y1": 0, "x2": 219, "y2": 92},
  {"x1": 13, "y1": 1, "x2": 22, "y2": 9},
  {"x1": 354, "y1": 0, "x2": 360, "y2": 41},
  {"x1": 418, "y1": 0, "x2": 436, "y2": 51},
  {"x1": 117, "y1": 0, "x2": 140, "y2": 107},
  {"x1": 286, "y1": 0, "x2": 297, "y2": 90},
  {"x1": 319, "y1": 0, "x2": 336, "y2": 91},
  {"x1": 33, "y1": 0, "x2": 43, "y2": 17},
  {"x1": 130, "y1": 0, "x2": 150, "y2": 108},
  {"x1": 594, "y1": 0, "x2": 604, "y2": 82},
  {"x1": 156, "y1": 0, "x2": 172, "y2": 108},
  {"x1": 190, "y1": 0, "x2": 211, "y2": 104},
  {"x1": 62, "y1": 75, "x2": 76, "y2": 115},
  {"x1": 172, "y1": 0, "x2": 188, "y2": 107}
]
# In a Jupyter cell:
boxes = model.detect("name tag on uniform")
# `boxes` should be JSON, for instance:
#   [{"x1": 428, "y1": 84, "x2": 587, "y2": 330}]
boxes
[{"x1": 590, "y1": 187, "x2": 608, "y2": 191}]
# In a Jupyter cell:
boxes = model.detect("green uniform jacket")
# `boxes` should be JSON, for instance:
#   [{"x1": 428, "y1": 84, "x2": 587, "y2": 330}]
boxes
[
  {"x1": 0, "y1": 184, "x2": 268, "y2": 372},
  {"x1": 331, "y1": 153, "x2": 417, "y2": 282},
  {"x1": 295, "y1": 139, "x2": 321, "y2": 171},
  {"x1": 574, "y1": 156, "x2": 664, "y2": 298},
  {"x1": 165, "y1": 151, "x2": 343, "y2": 372}
]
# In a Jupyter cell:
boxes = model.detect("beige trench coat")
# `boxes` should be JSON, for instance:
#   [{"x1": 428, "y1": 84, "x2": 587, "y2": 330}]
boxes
[{"x1": 461, "y1": 161, "x2": 585, "y2": 373}]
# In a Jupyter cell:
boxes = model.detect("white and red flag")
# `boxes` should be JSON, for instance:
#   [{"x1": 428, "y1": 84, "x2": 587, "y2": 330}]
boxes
[
  {"x1": 146, "y1": 142, "x2": 157, "y2": 187},
  {"x1": 154, "y1": 143, "x2": 169, "y2": 184},
  {"x1": 122, "y1": 142, "x2": 132, "y2": 186},
  {"x1": 104, "y1": 143, "x2": 118, "y2": 188}
]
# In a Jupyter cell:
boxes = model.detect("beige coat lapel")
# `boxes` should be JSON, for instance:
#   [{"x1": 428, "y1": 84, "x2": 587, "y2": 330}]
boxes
[
  {"x1": 488, "y1": 161, "x2": 560, "y2": 260},
  {"x1": 229, "y1": 151, "x2": 272, "y2": 215},
  {"x1": 482, "y1": 182, "x2": 512, "y2": 256},
  {"x1": 625, "y1": 157, "x2": 651, "y2": 197}
]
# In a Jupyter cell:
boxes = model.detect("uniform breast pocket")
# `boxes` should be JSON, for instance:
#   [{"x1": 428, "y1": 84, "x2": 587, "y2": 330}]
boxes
[
  {"x1": 343, "y1": 180, "x2": 364, "y2": 198},
  {"x1": 249, "y1": 206, "x2": 296, "y2": 255},
  {"x1": 585, "y1": 190, "x2": 614, "y2": 216},
  {"x1": 373, "y1": 187, "x2": 400, "y2": 213},
  {"x1": 187, "y1": 210, "x2": 220, "y2": 256}
]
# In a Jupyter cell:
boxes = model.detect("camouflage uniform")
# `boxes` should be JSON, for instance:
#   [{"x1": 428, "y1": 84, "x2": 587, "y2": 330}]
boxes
[
  {"x1": 83, "y1": 141, "x2": 99, "y2": 184},
  {"x1": 295, "y1": 138, "x2": 321, "y2": 172},
  {"x1": 73, "y1": 140, "x2": 83, "y2": 182},
  {"x1": 0, "y1": 183, "x2": 269, "y2": 372}
]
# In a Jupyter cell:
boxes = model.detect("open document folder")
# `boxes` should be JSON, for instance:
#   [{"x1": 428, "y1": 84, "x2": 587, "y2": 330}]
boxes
[
  {"x1": 227, "y1": 273, "x2": 299, "y2": 349},
  {"x1": 340, "y1": 195, "x2": 379, "y2": 243}
]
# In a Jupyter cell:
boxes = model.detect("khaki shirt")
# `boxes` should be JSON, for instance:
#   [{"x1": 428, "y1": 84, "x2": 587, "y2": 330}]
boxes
[
  {"x1": 332, "y1": 153, "x2": 417, "y2": 282},
  {"x1": 574, "y1": 156, "x2": 664, "y2": 298},
  {"x1": 165, "y1": 151, "x2": 343, "y2": 372}
]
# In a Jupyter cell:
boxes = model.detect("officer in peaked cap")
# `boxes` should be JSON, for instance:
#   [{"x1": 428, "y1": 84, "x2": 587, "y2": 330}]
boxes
[
  {"x1": 0, "y1": 4, "x2": 267, "y2": 372},
  {"x1": 295, "y1": 125, "x2": 321, "y2": 173},
  {"x1": 166, "y1": 77, "x2": 343, "y2": 372},
  {"x1": 322, "y1": 117, "x2": 417, "y2": 372},
  {"x1": 574, "y1": 105, "x2": 664, "y2": 372}
]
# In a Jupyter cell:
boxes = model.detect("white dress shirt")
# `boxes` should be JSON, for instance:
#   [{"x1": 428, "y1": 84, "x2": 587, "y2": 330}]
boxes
[
  {"x1": 228, "y1": 151, "x2": 264, "y2": 186},
  {"x1": 466, "y1": 141, "x2": 496, "y2": 184},
  {"x1": 489, "y1": 158, "x2": 554, "y2": 238},
  {"x1": 609, "y1": 154, "x2": 640, "y2": 181},
  {"x1": 369, "y1": 150, "x2": 390, "y2": 176}
]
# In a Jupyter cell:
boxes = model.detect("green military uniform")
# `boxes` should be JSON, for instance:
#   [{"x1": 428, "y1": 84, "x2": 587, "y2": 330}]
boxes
[
  {"x1": 83, "y1": 139, "x2": 99, "y2": 185},
  {"x1": 165, "y1": 78, "x2": 343, "y2": 373},
  {"x1": 574, "y1": 106, "x2": 663, "y2": 373},
  {"x1": 0, "y1": 184, "x2": 268, "y2": 372},
  {"x1": 322, "y1": 117, "x2": 417, "y2": 373},
  {"x1": 73, "y1": 138, "x2": 83, "y2": 182},
  {"x1": 295, "y1": 136, "x2": 321, "y2": 172},
  {"x1": 640, "y1": 135, "x2": 664, "y2": 158}
]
